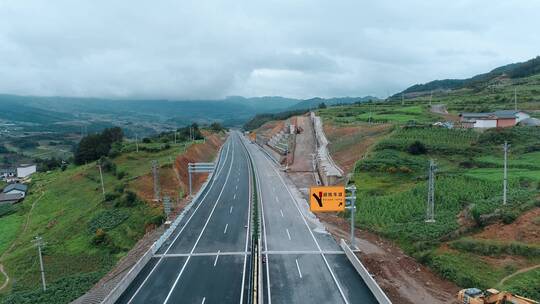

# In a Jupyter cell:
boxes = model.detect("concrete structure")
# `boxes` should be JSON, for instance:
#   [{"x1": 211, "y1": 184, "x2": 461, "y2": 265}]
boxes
[
  {"x1": 311, "y1": 112, "x2": 343, "y2": 185},
  {"x1": 17, "y1": 164, "x2": 36, "y2": 178},
  {"x1": 459, "y1": 110, "x2": 530, "y2": 129},
  {"x1": 3, "y1": 183, "x2": 28, "y2": 198}
]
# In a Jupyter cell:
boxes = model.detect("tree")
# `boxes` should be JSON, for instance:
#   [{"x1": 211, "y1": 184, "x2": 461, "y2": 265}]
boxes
[
  {"x1": 318, "y1": 102, "x2": 327, "y2": 109},
  {"x1": 210, "y1": 122, "x2": 224, "y2": 132},
  {"x1": 408, "y1": 141, "x2": 427, "y2": 155},
  {"x1": 74, "y1": 127, "x2": 124, "y2": 165}
]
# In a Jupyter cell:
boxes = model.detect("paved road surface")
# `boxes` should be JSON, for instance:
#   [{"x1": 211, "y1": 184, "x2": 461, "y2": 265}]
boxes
[
  {"x1": 244, "y1": 137, "x2": 378, "y2": 304},
  {"x1": 116, "y1": 132, "x2": 252, "y2": 304}
]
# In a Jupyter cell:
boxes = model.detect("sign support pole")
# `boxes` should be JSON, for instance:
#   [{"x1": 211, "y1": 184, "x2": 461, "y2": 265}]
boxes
[{"x1": 346, "y1": 185, "x2": 357, "y2": 249}]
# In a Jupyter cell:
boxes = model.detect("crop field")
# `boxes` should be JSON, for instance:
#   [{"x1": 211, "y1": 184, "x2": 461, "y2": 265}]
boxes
[
  {"x1": 318, "y1": 104, "x2": 439, "y2": 125},
  {"x1": 318, "y1": 95, "x2": 540, "y2": 299},
  {"x1": 466, "y1": 168, "x2": 540, "y2": 182},
  {"x1": 375, "y1": 127, "x2": 479, "y2": 154}
]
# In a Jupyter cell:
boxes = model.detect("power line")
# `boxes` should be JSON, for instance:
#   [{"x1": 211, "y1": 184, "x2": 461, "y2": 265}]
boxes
[
  {"x1": 32, "y1": 236, "x2": 47, "y2": 291},
  {"x1": 97, "y1": 160, "x2": 105, "y2": 198},
  {"x1": 503, "y1": 141, "x2": 509, "y2": 205},
  {"x1": 426, "y1": 159, "x2": 437, "y2": 223},
  {"x1": 152, "y1": 160, "x2": 160, "y2": 202}
]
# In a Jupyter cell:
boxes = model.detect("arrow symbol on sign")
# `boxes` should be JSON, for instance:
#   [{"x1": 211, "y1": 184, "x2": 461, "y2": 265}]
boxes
[{"x1": 312, "y1": 191, "x2": 323, "y2": 207}]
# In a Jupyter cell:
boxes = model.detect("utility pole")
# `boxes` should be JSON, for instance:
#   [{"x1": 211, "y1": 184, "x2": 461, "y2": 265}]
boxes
[
  {"x1": 152, "y1": 160, "x2": 160, "y2": 202},
  {"x1": 429, "y1": 91, "x2": 433, "y2": 106},
  {"x1": 503, "y1": 141, "x2": 509, "y2": 205},
  {"x1": 514, "y1": 88, "x2": 518, "y2": 111},
  {"x1": 163, "y1": 196, "x2": 172, "y2": 219},
  {"x1": 97, "y1": 160, "x2": 105, "y2": 198},
  {"x1": 346, "y1": 185, "x2": 357, "y2": 249},
  {"x1": 32, "y1": 236, "x2": 47, "y2": 291},
  {"x1": 135, "y1": 134, "x2": 139, "y2": 153},
  {"x1": 426, "y1": 159, "x2": 437, "y2": 223}
]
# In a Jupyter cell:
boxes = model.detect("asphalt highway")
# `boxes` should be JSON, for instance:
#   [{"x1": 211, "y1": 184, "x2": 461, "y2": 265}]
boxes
[
  {"x1": 243, "y1": 136, "x2": 379, "y2": 304},
  {"x1": 116, "y1": 131, "x2": 252, "y2": 304}
]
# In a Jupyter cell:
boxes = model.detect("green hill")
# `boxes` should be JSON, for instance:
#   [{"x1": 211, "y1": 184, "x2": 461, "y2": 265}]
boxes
[
  {"x1": 395, "y1": 56, "x2": 540, "y2": 103},
  {"x1": 0, "y1": 136, "x2": 193, "y2": 303}
]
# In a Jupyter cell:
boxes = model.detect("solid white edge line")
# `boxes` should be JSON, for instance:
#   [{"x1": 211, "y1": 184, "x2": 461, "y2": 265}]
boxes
[
  {"x1": 259, "y1": 145, "x2": 350, "y2": 304},
  {"x1": 162, "y1": 138, "x2": 236, "y2": 304},
  {"x1": 126, "y1": 138, "x2": 232, "y2": 303}
]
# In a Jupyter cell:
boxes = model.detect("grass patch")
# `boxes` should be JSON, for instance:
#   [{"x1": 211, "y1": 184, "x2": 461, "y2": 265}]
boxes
[
  {"x1": 500, "y1": 268, "x2": 540, "y2": 300},
  {"x1": 428, "y1": 251, "x2": 508, "y2": 289}
]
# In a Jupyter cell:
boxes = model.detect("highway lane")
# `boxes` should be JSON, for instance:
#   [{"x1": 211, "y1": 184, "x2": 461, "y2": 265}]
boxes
[
  {"x1": 244, "y1": 136, "x2": 378, "y2": 304},
  {"x1": 116, "y1": 132, "x2": 252, "y2": 304}
]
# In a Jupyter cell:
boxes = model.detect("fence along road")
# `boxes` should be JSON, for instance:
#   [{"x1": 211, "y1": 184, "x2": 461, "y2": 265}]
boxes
[
  {"x1": 115, "y1": 132, "x2": 252, "y2": 304},
  {"x1": 244, "y1": 136, "x2": 379, "y2": 304}
]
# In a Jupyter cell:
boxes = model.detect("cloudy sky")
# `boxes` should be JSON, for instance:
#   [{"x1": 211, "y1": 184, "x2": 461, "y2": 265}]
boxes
[{"x1": 0, "y1": 1, "x2": 539, "y2": 99}]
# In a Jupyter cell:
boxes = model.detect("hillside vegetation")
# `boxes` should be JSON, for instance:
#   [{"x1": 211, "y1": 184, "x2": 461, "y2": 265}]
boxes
[
  {"x1": 316, "y1": 67, "x2": 540, "y2": 299},
  {"x1": 0, "y1": 128, "x2": 218, "y2": 303}
]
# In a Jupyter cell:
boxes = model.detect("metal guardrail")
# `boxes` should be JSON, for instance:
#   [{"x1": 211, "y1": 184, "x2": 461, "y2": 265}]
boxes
[
  {"x1": 340, "y1": 239, "x2": 392, "y2": 304},
  {"x1": 101, "y1": 140, "x2": 228, "y2": 304}
]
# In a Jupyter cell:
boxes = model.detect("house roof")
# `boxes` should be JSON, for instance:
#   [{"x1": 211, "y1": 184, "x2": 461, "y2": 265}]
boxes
[
  {"x1": 519, "y1": 117, "x2": 540, "y2": 126},
  {"x1": 18, "y1": 164, "x2": 36, "y2": 168},
  {"x1": 0, "y1": 168, "x2": 16, "y2": 174},
  {"x1": 0, "y1": 193, "x2": 23, "y2": 203},
  {"x1": 3, "y1": 183, "x2": 28, "y2": 193},
  {"x1": 460, "y1": 110, "x2": 525, "y2": 120}
]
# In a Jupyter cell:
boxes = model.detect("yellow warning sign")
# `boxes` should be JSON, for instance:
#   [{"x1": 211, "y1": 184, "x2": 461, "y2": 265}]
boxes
[{"x1": 309, "y1": 186, "x2": 345, "y2": 212}]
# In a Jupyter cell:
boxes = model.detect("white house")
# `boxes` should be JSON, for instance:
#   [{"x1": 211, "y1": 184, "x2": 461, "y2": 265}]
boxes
[{"x1": 17, "y1": 164, "x2": 36, "y2": 178}]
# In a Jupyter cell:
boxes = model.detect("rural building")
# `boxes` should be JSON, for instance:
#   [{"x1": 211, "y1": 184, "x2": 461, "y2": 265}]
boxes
[
  {"x1": 17, "y1": 164, "x2": 36, "y2": 178},
  {"x1": 0, "y1": 168, "x2": 16, "y2": 181},
  {"x1": 519, "y1": 117, "x2": 540, "y2": 126},
  {"x1": 3, "y1": 183, "x2": 28, "y2": 198},
  {"x1": 0, "y1": 193, "x2": 24, "y2": 205},
  {"x1": 459, "y1": 110, "x2": 530, "y2": 129}
]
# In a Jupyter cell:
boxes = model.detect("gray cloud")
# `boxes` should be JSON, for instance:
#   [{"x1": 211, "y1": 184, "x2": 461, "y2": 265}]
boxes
[{"x1": 0, "y1": 0, "x2": 539, "y2": 99}]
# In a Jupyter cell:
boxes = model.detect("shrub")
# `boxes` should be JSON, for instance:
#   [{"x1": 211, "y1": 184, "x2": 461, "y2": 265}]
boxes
[
  {"x1": 92, "y1": 228, "x2": 110, "y2": 245},
  {"x1": 116, "y1": 191, "x2": 138, "y2": 207},
  {"x1": 408, "y1": 141, "x2": 427, "y2": 155},
  {"x1": 104, "y1": 192, "x2": 119, "y2": 202},
  {"x1": 116, "y1": 171, "x2": 127, "y2": 180}
]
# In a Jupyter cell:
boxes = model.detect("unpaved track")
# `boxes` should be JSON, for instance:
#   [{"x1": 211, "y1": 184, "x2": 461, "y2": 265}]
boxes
[
  {"x1": 498, "y1": 264, "x2": 540, "y2": 286},
  {"x1": 0, "y1": 185, "x2": 45, "y2": 291}
]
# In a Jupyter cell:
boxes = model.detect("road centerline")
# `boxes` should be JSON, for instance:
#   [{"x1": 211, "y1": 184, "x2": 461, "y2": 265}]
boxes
[{"x1": 295, "y1": 259, "x2": 303, "y2": 278}]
